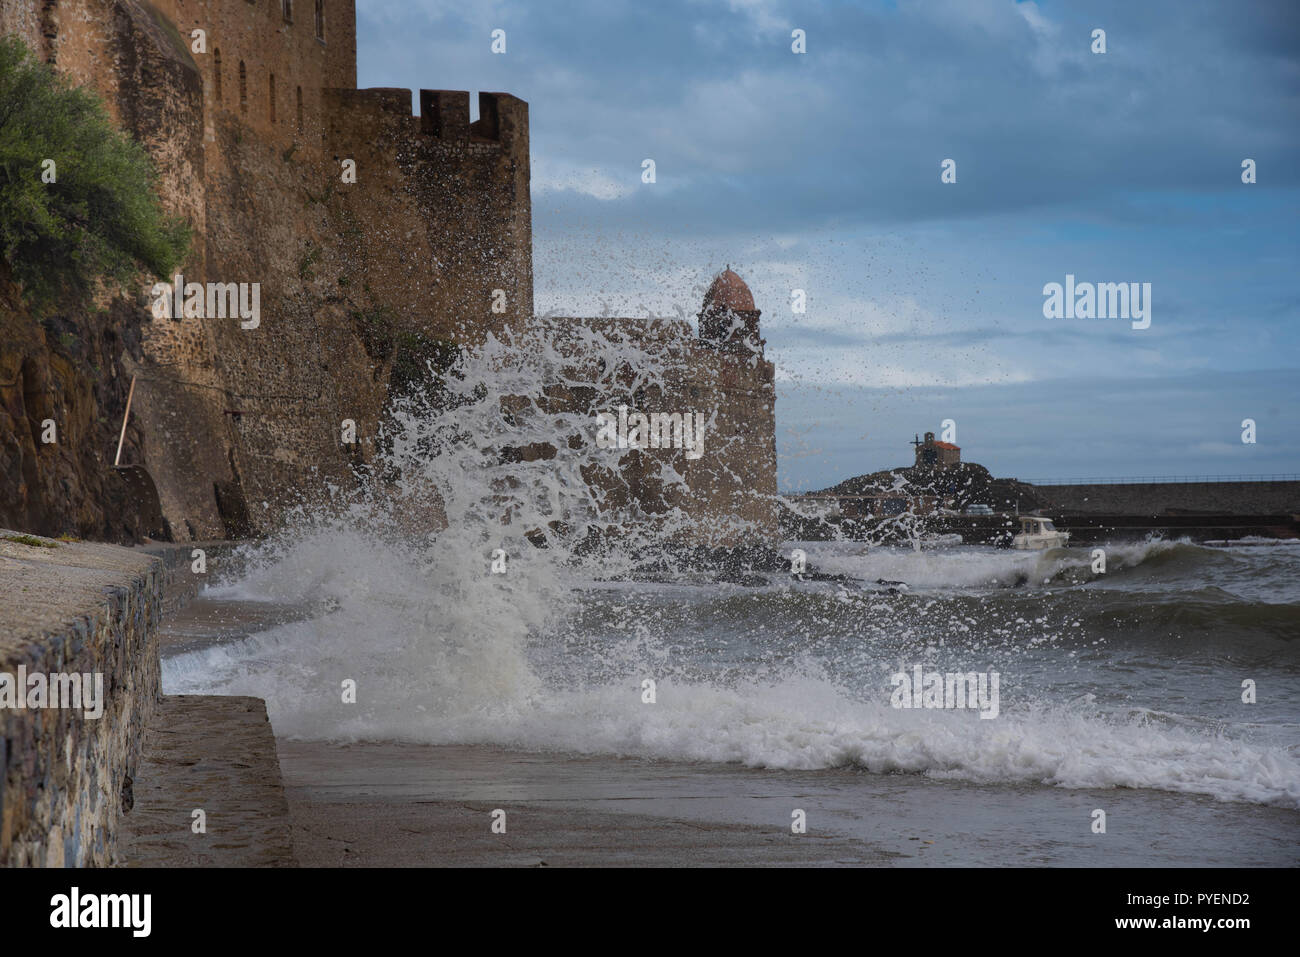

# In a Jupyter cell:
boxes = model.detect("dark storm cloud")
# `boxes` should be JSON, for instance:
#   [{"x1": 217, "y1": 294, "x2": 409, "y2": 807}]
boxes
[{"x1": 360, "y1": 0, "x2": 1298, "y2": 235}]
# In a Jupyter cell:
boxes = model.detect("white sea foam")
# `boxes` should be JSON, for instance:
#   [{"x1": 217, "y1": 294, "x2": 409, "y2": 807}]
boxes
[
  {"x1": 792, "y1": 537, "x2": 1241, "y2": 591},
  {"x1": 163, "y1": 594, "x2": 1300, "y2": 808},
  {"x1": 162, "y1": 324, "x2": 1300, "y2": 809}
]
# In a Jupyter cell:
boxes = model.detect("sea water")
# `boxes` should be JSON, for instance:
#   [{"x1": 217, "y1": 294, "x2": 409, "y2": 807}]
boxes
[{"x1": 161, "y1": 323, "x2": 1300, "y2": 813}]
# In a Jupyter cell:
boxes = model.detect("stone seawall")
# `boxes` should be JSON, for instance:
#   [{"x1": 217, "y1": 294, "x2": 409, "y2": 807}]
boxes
[
  {"x1": 0, "y1": 531, "x2": 164, "y2": 866},
  {"x1": 1033, "y1": 481, "x2": 1300, "y2": 516},
  {"x1": 138, "y1": 540, "x2": 242, "y2": 615}
]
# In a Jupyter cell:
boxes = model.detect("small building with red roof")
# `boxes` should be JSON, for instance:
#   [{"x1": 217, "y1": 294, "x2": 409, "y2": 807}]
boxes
[{"x1": 913, "y1": 431, "x2": 961, "y2": 468}]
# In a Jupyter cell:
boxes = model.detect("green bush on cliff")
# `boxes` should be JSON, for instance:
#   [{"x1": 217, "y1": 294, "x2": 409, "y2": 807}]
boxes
[{"x1": 0, "y1": 35, "x2": 190, "y2": 308}]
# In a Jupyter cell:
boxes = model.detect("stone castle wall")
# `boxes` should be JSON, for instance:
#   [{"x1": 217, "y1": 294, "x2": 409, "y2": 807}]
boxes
[
  {"x1": 322, "y1": 86, "x2": 533, "y2": 344},
  {"x1": 548, "y1": 316, "x2": 778, "y2": 543},
  {"x1": 0, "y1": 0, "x2": 776, "y2": 545},
  {"x1": 0, "y1": 0, "x2": 534, "y2": 540}
]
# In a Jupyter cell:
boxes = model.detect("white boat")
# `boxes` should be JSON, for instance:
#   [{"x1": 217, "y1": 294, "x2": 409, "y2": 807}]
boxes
[{"x1": 1013, "y1": 516, "x2": 1069, "y2": 550}]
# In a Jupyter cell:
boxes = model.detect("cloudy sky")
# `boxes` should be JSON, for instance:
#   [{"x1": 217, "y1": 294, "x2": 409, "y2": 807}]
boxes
[{"x1": 356, "y1": 0, "x2": 1299, "y2": 491}]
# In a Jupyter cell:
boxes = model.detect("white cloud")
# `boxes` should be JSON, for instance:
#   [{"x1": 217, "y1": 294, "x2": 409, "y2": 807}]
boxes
[
  {"x1": 532, "y1": 159, "x2": 634, "y2": 200},
  {"x1": 773, "y1": 347, "x2": 1034, "y2": 389},
  {"x1": 687, "y1": 0, "x2": 792, "y2": 38}
]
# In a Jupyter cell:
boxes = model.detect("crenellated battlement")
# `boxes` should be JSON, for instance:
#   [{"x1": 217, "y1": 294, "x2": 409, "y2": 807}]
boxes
[
  {"x1": 319, "y1": 78, "x2": 533, "y2": 347},
  {"x1": 323, "y1": 87, "x2": 526, "y2": 149},
  {"x1": 421, "y1": 90, "x2": 524, "y2": 142}
]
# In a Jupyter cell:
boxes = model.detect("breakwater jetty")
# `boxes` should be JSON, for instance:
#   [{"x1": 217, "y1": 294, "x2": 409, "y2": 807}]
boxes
[
  {"x1": 1030, "y1": 477, "x2": 1300, "y2": 544},
  {"x1": 785, "y1": 477, "x2": 1300, "y2": 544},
  {"x1": 1029, "y1": 476, "x2": 1299, "y2": 517}
]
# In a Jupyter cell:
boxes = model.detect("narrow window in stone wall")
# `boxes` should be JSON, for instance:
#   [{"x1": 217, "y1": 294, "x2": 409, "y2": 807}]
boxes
[
  {"x1": 282, "y1": 0, "x2": 293, "y2": 23},
  {"x1": 213, "y1": 49, "x2": 222, "y2": 104},
  {"x1": 315, "y1": 0, "x2": 325, "y2": 40},
  {"x1": 38, "y1": 0, "x2": 57, "y2": 64},
  {"x1": 296, "y1": 86, "x2": 304, "y2": 132},
  {"x1": 239, "y1": 61, "x2": 247, "y2": 113},
  {"x1": 269, "y1": 73, "x2": 276, "y2": 124}
]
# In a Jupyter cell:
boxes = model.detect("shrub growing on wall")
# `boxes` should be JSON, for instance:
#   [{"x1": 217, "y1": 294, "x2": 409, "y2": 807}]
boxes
[{"x1": 0, "y1": 35, "x2": 190, "y2": 309}]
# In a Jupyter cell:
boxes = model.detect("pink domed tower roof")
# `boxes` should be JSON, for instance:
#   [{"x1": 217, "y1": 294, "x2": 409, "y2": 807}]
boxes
[
  {"x1": 698, "y1": 267, "x2": 762, "y2": 348},
  {"x1": 702, "y1": 268, "x2": 756, "y2": 313}
]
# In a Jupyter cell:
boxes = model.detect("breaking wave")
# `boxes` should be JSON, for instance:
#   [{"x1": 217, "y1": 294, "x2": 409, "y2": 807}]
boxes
[{"x1": 162, "y1": 324, "x2": 1300, "y2": 809}]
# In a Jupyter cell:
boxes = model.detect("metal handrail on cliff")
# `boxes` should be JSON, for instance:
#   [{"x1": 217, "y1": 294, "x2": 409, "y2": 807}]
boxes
[{"x1": 114, "y1": 374, "x2": 137, "y2": 467}]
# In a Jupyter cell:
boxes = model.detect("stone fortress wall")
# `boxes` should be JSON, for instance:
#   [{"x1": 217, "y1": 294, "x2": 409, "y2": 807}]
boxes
[
  {"x1": 546, "y1": 282, "x2": 779, "y2": 544},
  {"x1": 0, "y1": 0, "x2": 777, "y2": 544}
]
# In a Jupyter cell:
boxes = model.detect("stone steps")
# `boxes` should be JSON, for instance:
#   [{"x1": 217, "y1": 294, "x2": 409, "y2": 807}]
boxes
[{"x1": 119, "y1": 694, "x2": 295, "y2": 868}]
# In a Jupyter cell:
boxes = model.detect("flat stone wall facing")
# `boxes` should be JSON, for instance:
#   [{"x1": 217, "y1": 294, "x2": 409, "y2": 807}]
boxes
[{"x1": 0, "y1": 531, "x2": 163, "y2": 866}]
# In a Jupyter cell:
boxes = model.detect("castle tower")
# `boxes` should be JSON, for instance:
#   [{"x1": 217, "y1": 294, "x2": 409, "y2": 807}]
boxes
[{"x1": 698, "y1": 267, "x2": 763, "y2": 350}]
